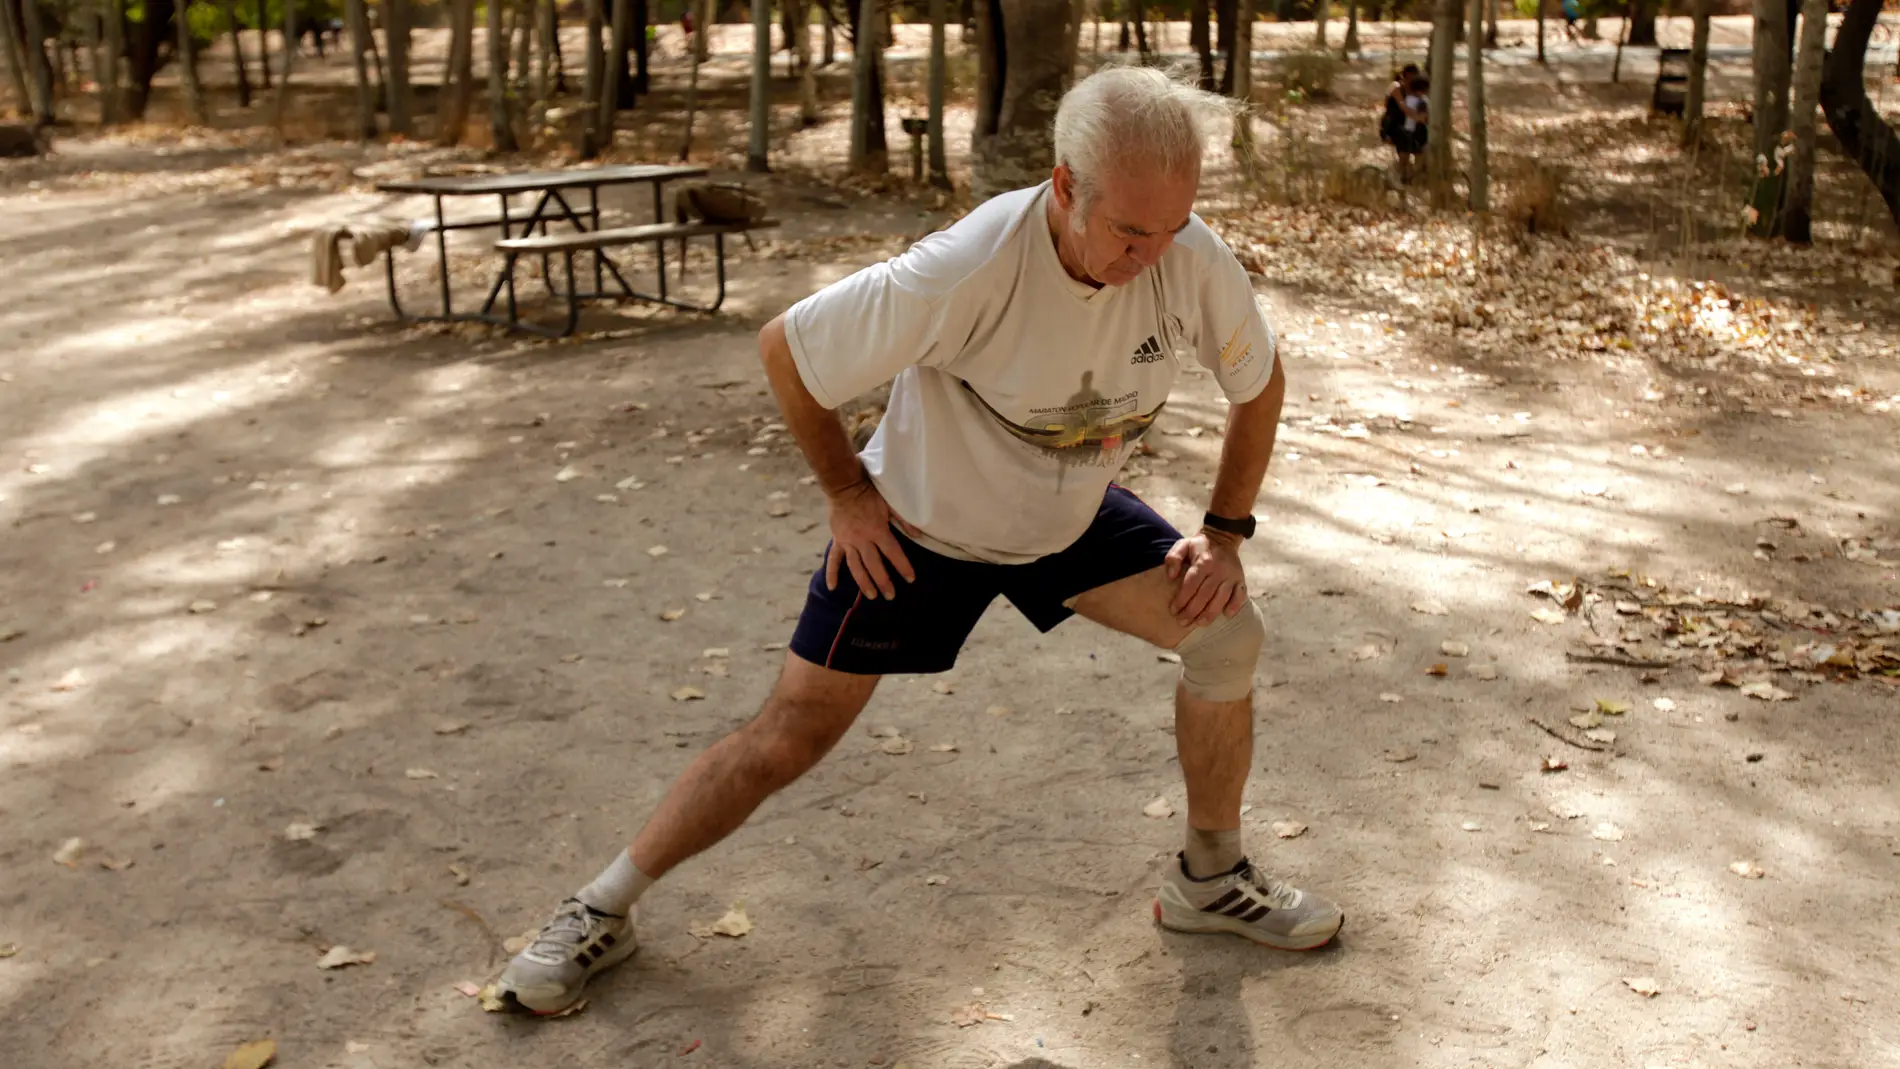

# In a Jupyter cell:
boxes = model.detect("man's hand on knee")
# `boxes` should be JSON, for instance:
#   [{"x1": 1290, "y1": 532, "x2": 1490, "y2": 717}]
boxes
[
  {"x1": 1174, "y1": 599, "x2": 1266, "y2": 702},
  {"x1": 1164, "y1": 532, "x2": 1248, "y2": 627}
]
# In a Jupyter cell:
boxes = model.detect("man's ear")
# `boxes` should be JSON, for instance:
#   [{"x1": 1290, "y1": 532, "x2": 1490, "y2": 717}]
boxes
[{"x1": 1051, "y1": 164, "x2": 1076, "y2": 211}]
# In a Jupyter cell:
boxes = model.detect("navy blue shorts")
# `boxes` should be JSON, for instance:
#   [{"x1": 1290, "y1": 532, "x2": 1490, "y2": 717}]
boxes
[{"x1": 789, "y1": 485, "x2": 1182, "y2": 675}]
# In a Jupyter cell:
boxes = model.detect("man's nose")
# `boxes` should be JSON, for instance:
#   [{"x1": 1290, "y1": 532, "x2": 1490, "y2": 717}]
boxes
[{"x1": 1129, "y1": 234, "x2": 1172, "y2": 266}]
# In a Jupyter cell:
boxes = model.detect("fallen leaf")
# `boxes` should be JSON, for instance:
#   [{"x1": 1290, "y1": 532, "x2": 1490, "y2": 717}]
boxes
[
  {"x1": 221, "y1": 1038, "x2": 277, "y2": 1069},
  {"x1": 929, "y1": 742, "x2": 958, "y2": 752},
  {"x1": 646, "y1": 545, "x2": 669, "y2": 558},
  {"x1": 1569, "y1": 711, "x2": 1603, "y2": 729},
  {"x1": 1624, "y1": 976, "x2": 1661, "y2": 998},
  {"x1": 1156, "y1": 651, "x2": 1182, "y2": 664},
  {"x1": 951, "y1": 1003, "x2": 988, "y2": 1028},
  {"x1": 1440, "y1": 640, "x2": 1470, "y2": 658},
  {"x1": 1426, "y1": 662, "x2": 1449, "y2": 677},
  {"x1": 660, "y1": 607, "x2": 686, "y2": 621},
  {"x1": 284, "y1": 822, "x2": 322, "y2": 841},
  {"x1": 1595, "y1": 699, "x2": 1632, "y2": 716},
  {"x1": 316, "y1": 945, "x2": 376, "y2": 970},
  {"x1": 1653, "y1": 697, "x2": 1677, "y2": 713},
  {"x1": 1412, "y1": 600, "x2": 1450, "y2": 616},
  {"x1": 767, "y1": 502, "x2": 792, "y2": 517},
  {"x1": 1730, "y1": 860, "x2": 1765, "y2": 879},
  {"x1": 1724, "y1": 483, "x2": 1747, "y2": 496},
  {"x1": 879, "y1": 737, "x2": 914, "y2": 755},
  {"x1": 702, "y1": 647, "x2": 730, "y2": 659},
  {"x1": 554, "y1": 466, "x2": 581, "y2": 482},
  {"x1": 1541, "y1": 756, "x2": 1569, "y2": 772},
  {"x1": 1383, "y1": 748, "x2": 1417, "y2": 762},
  {"x1": 1379, "y1": 692, "x2": 1404, "y2": 703},
  {"x1": 925, "y1": 874, "x2": 948, "y2": 886},
  {"x1": 1350, "y1": 644, "x2": 1384, "y2": 662},
  {"x1": 455, "y1": 981, "x2": 483, "y2": 997},
  {"x1": 188, "y1": 599, "x2": 219, "y2": 614},
  {"x1": 1271, "y1": 820, "x2": 1308, "y2": 839},
  {"x1": 345, "y1": 1041, "x2": 370, "y2": 1054},
  {"x1": 1530, "y1": 607, "x2": 1567, "y2": 625},
  {"x1": 50, "y1": 668, "x2": 85, "y2": 692},
  {"x1": 671, "y1": 686, "x2": 706, "y2": 701},
  {"x1": 257, "y1": 756, "x2": 284, "y2": 771},
  {"x1": 1593, "y1": 822, "x2": 1625, "y2": 842},
  {"x1": 448, "y1": 863, "x2": 470, "y2": 886},
  {"x1": 930, "y1": 680, "x2": 954, "y2": 694},
  {"x1": 1699, "y1": 669, "x2": 1729, "y2": 686},
  {"x1": 985, "y1": 705, "x2": 1010, "y2": 717},
  {"x1": 51, "y1": 838, "x2": 87, "y2": 867},
  {"x1": 1583, "y1": 727, "x2": 1617, "y2": 744},
  {"x1": 1740, "y1": 681, "x2": 1794, "y2": 702},
  {"x1": 689, "y1": 903, "x2": 752, "y2": 939},
  {"x1": 98, "y1": 856, "x2": 135, "y2": 872},
  {"x1": 1470, "y1": 664, "x2": 1499, "y2": 680},
  {"x1": 404, "y1": 768, "x2": 439, "y2": 780},
  {"x1": 0, "y1": 943, "x2": 17, "y2": 958},
  {"x1": 1461, "y1": 821, "x2": 1482, "y2": 832},
  {"x1": 1142, "y1": 797, "x2": 1174, "y2": 819}
]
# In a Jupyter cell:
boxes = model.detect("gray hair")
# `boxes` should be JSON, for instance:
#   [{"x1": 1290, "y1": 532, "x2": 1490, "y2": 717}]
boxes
[{"x1": 1052, "y1": 66, "x2": 1232, "y2": 223}]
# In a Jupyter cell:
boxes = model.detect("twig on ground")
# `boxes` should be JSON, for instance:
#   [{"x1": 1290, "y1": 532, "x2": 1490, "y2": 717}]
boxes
[
  {"x1": 1526, "y1": 716, "x2": 1610, "y2": 752},
  {"x1": 441, "y1": 899, "x2": 501, "y2": 966},
  {"x1": 1566, "y1": 651, "x2": 1674, "y2": 669}
]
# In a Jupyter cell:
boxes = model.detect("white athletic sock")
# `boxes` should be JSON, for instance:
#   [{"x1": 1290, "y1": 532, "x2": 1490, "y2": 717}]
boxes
[
  {"x1": 575, "y1": 850, "x2": 654, "y2": 917},
  {"x1": 1183, "y1": 827, "x2": 1244, "y2": 881}
]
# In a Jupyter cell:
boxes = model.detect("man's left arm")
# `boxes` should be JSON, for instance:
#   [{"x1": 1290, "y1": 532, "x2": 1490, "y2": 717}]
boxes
[{"x1": 1165, "y1": 356, "x2": 1285, "y2": 626}]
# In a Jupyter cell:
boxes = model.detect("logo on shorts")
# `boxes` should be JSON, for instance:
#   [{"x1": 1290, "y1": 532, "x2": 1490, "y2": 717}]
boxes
[{"x1": 1130, "y1": 335, "x2": 1167, "y2": 364}]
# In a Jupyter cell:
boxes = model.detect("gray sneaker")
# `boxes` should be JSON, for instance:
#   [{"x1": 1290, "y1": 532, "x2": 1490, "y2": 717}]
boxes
[
  {"x1": 1154, "y1": 854, "x2": 1344, "y2": 950},
  {"x1": 494, "y1": 898, "x2": 638, "y2": 1014}
]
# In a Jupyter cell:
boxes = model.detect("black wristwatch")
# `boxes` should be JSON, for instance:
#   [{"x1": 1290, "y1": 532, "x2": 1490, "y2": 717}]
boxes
[{"x1": 1202, "y1": 511, "x2": 1257, "y2": 540}]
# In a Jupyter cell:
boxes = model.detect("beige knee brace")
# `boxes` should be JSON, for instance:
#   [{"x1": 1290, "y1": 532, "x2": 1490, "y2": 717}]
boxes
[{"x1": 1173, "y1": 600, "x2": 1266, "y2": 701}]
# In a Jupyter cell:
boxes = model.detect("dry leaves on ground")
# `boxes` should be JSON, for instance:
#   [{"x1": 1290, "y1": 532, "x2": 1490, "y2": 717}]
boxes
[
  {"x1": 315, "y1": 945, "x2": 376, "y2": 970},
  {"x1": 221, "y1": 1038, "x2": 277, "y2": 1069},
  {"x1": 1624, "y1": 976, "x2": 1662, "y2": 998},
  {"x1": 689, "y1": 903, "x2": 751, "y2": 939},
  {"x1": 1271, "y1": 820, "x2": 1308, "y2": 839},
  {"x1": 1142, "y1": 797, "x2": 1174, "y2": 819}
]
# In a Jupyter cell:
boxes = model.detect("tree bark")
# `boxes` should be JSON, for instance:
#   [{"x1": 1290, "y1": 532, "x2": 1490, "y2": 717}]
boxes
[
  {"x1": 535, "y1": 0, "x2": 554, "y2": 102},
  {"x1": 1233, "y1": 0, "x2": 1253, "y2": 166},
  {"x1": 1467, "y1": 0, "x2": 1487, "y2": 210},
  {"x1": 219, "y1": 0, "x2": 251, "y2": 107},
  {"x1": 1612, "y1": 0, "x2": 1631, "y2": 82},
  {"x1": 439, "y1": 0, "x2": 473, "y2": 144},
  {"x1": 1191, "y1": 0, "x2": 1212, "y2": 86},
  {"x1": 270, "y1": 0, "x2": 296, "y2": 129},
  {"x1": 385, "y1": 0, "x2": 412, "y2": 133},
  {"x1": 1, "y1": 0, "x2": 29, "y2": 118},
  {"x1": 580, "y1": 0, "x2": 602, "y2": 155},
  {"x1": 1628, "y1": 0, "x2": 1656, "y2": 45},
  {"x1": 848, "y1": 0, "x2": 887, "y2": 172},
  {"x1": 346, "y1": 0, "x2": 375, "y2": 136},
  {"x1": 1819, "y1": 0, "x2": 1900, "y2": 228},
  {"x1": 1781, "y1": 0, "x2": 1826, "y2": 243},
  {"x1": 928, "y1": 0, "x2": 947, "y2": 185},
  {"x1": 632, "y1": 0, "x2": 647, "y2": 93},
  {"x1": 1749, "y1": 0, "x2": 1792, "y2": 233},
  {"x1": 1217, "y1": 0, "x2": 1235, "y2": 92},
  {"x1": 1484, "y1": 0, "x2": 1498, "y2": 48},
  {"x1": 1343, "y1": 0, "x2": 1358, "y2": 56},
  {"x1": 174, "y1": 0, "x2": 207, "y2": 123},
  {"x1": 1315, "y1": 0, "x2": 1326, "y2": 49},
  {"x1": 678, "y1": 0, "x2": 701, "y2": 158},
  {"x1": 101, "y1": 0, "x2": 124, "y2": 124},
  {"x1": 1681, "y1": 0, "x2": 1709, "y2": 145},
  {"x1": 823, "y1": 4, "x2": 834, "y2": 65},
  {"x1": 600, "y1": 0, "x2": 629, "y2": 139},
  {"x1": 18, "y1": 0, "x2": 53, "y2": 123},
  {"x1": 747, "y1": 0, "x2": 769, "y2": 170},
  {"x1": 1535, "y1": 0, "x2": 1544, "y2": 63},
  {"x1": 1426, "y1": 0, "x2": 1456, "y2": 205},
  {"x1": 971, "y1": 0, "x2": 1071, "y2": 196},
  {"x1": 489, "y1": 0, "x2": 518, "y2": 149},
  {"x1": 797, "y1": 0, "x2": 816, "y2": 124},
  {"x1": 254, "y1": 0, "x2": 271, "y2": 89}
]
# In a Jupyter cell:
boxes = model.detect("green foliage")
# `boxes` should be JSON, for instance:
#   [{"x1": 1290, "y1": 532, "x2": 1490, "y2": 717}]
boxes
[{"x1": 1272, "y1": 50, "x2": 1338, "y2": 100}]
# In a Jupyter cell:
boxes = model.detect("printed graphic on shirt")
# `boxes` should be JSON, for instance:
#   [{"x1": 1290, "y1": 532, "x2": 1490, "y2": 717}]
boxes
[
  {"x1": 1130, "y1": 335, "x2": 1168, "y2": 364},
  {"x1": 1216, "y1": 322, "x2": 1256, "y2": 377},
  {"x1": 961, "y1": 371, "x2": 1163, "y2": 464}
]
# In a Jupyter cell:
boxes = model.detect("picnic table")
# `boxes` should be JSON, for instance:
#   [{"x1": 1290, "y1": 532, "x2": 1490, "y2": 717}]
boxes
[{"x1": 371, "y1": 163, "x2": 775, "y2": 337}]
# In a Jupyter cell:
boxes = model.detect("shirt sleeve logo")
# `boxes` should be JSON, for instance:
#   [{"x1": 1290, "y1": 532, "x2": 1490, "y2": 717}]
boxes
[{"x1": 1216, "y1": 323, "x2": 1255, "y2": 375}]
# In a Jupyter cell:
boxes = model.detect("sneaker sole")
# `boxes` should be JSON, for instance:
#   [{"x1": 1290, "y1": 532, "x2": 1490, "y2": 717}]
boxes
[
  {"x1": 500, "y1": 932, "x2": 640, "y2": 1016},
  {"x1": 1152, "y1": 898, "x2": 1344, "y2": 951}
]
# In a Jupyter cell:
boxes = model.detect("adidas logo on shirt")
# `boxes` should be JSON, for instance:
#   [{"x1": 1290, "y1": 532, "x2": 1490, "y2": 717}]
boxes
[{"x1": 1130, "y1": 335, "x2": 1167, "y2": 364}]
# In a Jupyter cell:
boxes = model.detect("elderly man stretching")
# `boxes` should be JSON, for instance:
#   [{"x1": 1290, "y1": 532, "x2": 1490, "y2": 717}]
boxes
[{"x1": 495, "y1": 67, "x2": 1344, "y2": 1015}]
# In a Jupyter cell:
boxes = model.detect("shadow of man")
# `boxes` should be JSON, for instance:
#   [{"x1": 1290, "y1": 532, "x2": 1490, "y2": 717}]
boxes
[{"x1": 1162, "y1": 929, "x2": 1346, "y2": 1069}]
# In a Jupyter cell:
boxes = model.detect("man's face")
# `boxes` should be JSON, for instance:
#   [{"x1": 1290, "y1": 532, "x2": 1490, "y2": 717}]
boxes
[{"x1": 1057, "y1": 164, "x2": 1201, "y2": 288}]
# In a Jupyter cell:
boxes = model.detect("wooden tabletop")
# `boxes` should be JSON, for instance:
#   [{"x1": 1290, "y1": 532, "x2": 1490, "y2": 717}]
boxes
[{"x1": 376, "y1": 164, "x2": 709, "y2": 196}]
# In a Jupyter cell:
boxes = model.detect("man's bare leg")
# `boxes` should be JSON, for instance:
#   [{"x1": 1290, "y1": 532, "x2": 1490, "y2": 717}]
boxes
[
  {"x1": 494, "y1": 653, "x2": 878, "y2": 1012},
  {"x1": 629, "y1": 653, "x2": 880, "y2": 878}
]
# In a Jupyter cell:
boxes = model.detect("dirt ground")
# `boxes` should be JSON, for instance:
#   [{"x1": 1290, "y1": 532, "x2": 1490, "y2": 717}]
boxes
[{"x1": 4, "y1": 20, "x2": 1900, "y2": 1069}]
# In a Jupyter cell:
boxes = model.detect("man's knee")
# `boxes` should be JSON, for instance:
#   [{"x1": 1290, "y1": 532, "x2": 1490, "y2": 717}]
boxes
[{"x1": 1173, "y1": 600, "x2": 1266, "y2": 702}]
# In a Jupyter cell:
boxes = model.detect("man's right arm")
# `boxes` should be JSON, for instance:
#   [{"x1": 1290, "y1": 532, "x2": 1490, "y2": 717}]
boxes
[{"x1": 759, "y1": 313, "x2": 917, "y2": 600}]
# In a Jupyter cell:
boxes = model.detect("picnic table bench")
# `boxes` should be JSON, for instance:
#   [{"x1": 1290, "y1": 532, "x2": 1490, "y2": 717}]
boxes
[{"x1": 373, "y1": 164, "x2": 778, "y2": 337}]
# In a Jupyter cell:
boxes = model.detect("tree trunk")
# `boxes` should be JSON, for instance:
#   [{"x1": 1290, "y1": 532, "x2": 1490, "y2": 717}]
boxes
[
  {"x1": 1343, "y1": 0, "x2": 1358, "y2": 55},
  {"x1": 1535, "y1": 0, "x2": 1544, "y2": 62},
  {"x1": 1628, "y1": 0, "x2": 1656, "y2": 45},
  {"x1": 1749, "y1": 0, "x2": 1792, "y2": 233},
  {"x1": 822, "y1": 4, "x2": 834, "y2": 65},
  {"x1": 580, "y1": 0, "x2": 602, "y2": 155},
  {"x1": 547, "y1": 0, "x2": 567, "y2": 93},
  {"x1": 1, "y1": 0, "x2": 29, "y2": 118},
  {"x1": 1819, "y1": 0, "x2": 1900, "y2": 228},
  {"x1": 1233, "y1": 0, "x2": 1254, "y2": 166},
  {"x1": 632, "y1": 0, "x2": 648, "y2": 93},
  {"x1": 1781, "y1": 0, "x2": 1825, "y2": 243},
  {"x1": 746, "y1": 0, "x2": 769, "y2": 170},
  {"x1": 535, "y1": 0, "x2": 554, "y2": 102},
  {"x1": 121, "y1": 0, "x2": 167, "y2": 119},
  {"x1": 438, "y1": 0, "x2": 473, "y2": 144},
  {"x1": 848, "y1": 0, "x2": 887, "y2": 172},
  {"x1": 599, "y1": 0, "x2": 628, "y2": 139},
  {"x1": 1426, "y1": 0, "x2": 1456, "y2": 205},
  {"x1": 694, "y1": 0, "x2": 709, "y2": 60},
  {"x1": 346, "y1": 0, "x2": 374, "y2": 136},
  {"x1": 678, "y1": 2, "x2": 701, "y2": 158},
  {"x1": 514, "y1": 0, "x2": 533, "y2": 102},
  {"x1": 385, "y1": 0, "x2": 411, "y2": 133},
  {"x1": 971, "y1": 0, "x2": 1071, "y2": 196},
  {"x1": 18, "y1": 0, "x2": 54, "y2": 123},
  {"x1": 220, "y1": 0, "x2": 251, "y2": 107},
  {"x1": 797, "y1": 0, "x2": 816, "y2": 124},
  {"x1": 1681, "y1": 0, "x2": 1709, "y2": 145},
  {"x1": 1315, "y1": 0, "x2": 1326, "y2": 49},
  {"x1": 1484, "y1": 0, "x2": 1497, "y2": 48},
  {"x1": 928, "y1": 0, "x2": 948, "y2": 184},
  {"x1": 1132, "y1": 0, "x2": 1149, "y2": 60},
  {"x1": 489, "y1": 0, "x2": 517, "y2": 148},
  {"x1": 175, "y1": 0, "x2": 207, "y2": 123},
  {"x1": 101, "y1": 0, "x2": 123, "y2": 124},
  {"x1": 1612, "y1": 0, "x2": 1631, "y2": 82},
  {"x1": 1467, "y1": 0, "x2": 1487, "y2": 210},
  {"x1": 1191, "y1": 0, "x2": 1212, "y2": 87},
  {"x1": 270, "y1": 0, "x2": 296, "y2": 129}
]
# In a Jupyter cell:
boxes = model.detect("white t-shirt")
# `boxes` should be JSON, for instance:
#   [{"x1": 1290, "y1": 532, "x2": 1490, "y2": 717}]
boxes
[{"x1": 784, "y1": 181, "x2": 1278, "y2": 564}]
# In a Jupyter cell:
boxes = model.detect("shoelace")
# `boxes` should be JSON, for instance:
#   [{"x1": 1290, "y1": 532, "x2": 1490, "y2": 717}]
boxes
[
  {"x1": 527, "y1": 900, "x2": 595, "y2": 960},
  {"x1": 1239, "y1": 866, "x2": 1302, "y2": 910}
]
